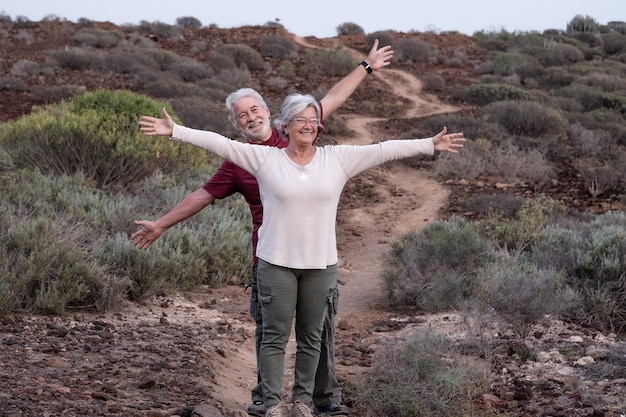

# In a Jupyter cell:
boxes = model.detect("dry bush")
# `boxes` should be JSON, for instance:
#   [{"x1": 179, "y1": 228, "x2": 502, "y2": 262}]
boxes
[
  {"x1": 139, "y1": 47, "x2": 180, "y2": 71},
  {"x1": 483, "y1": 100, "x2": 567, "y2": 137},
  {"x1": 308, "y1": 47, "x2": 355, "y2": 77},
  {"x1": 169, "y1": 96, "x2": 236, "y2": 136},
  {"x1": 0, "y1": 76, "x2": 27, "y2": 92},
  {"x1": 267, "y1": 76, "x2": 289, "y2": 90},
  {"x1": 355, "y1": 329, "x2": 489, "y2": 417},
  {"x1": 104, "y1": 51, "x2": 145, "y2": 74},
  {"x1": 578, "y1": 72, "x2": 626, "y2": 92},
  {"x1": 142, "y1": 77, "x2": 200, "y2": 98},
  {"x1": 436, "y1": 138, "x2": 556, "y2": 187},
  {"x1": 171, "y1": 58, "x2": 214, "y2": 82},
  {"x1": 583, "y1": 341, "x2": 626, "y2": 381},
  {"x1": 477, "y1": 259, "x2": 577, "y2": 338},
  {"x1": 336, "y1": 22, "x2": 364, "y2": 36},
  {"x1": 205, "y1": 50, "x2": 237, "y2": 72},
  {"x1": 573, "y1": 158, "x2": 621, "y2": 198},
  {"x1": 49, "y1": 48, "x2": 103, "y2": 70},
  {"x1": 568, "y1": 123, "x2": 612, "y2": 157},
  {"x1": 463, "y1": 82, "x2": 534, "y2": 106},
  {"x1": 394, "y1": 37, "x2": 436, "y2": 63},
  {"x1": 538, "y1": 67, "x2": 576, "y2": 89},
  {"x1": 136, "y1": 20, "x2": 183, "y2": 39},
  {"x1": 365, "y1": 31, "x2": 395, "y2": 49},
  {"x1": 382, "y1": 217, "x2": 493, "y2": 311},
  {"x1": 576, "y1": 109, "x2": 626, "y2": 146},
  {"x1": 15, "y1": 30, "x2": 35, "y2": 45},
  {"x1": 529, "y1": 211, "x2": 626, "y2": 335},
  {"x1": 457, "y1": 193, "x2": 526, "y2": 219},
  {"x1": 71, "y1": 27, "x2": 124, "y2": 48},
  {"x1": 601, "y1": 32, "x2": 626, "y2": 55},
  {"x1": 535, "y1": 43, "x2": 585, "y2": 66},
  {"x1": 488, "y1": 52, "x2": 543, "y2": 81},
  {"x1": 31, "y1": 84, "x2": 84, "y2": 104},
  {"x1": 176, "y1": 16, "x2": 202, "y2": 29},
  {"x1": 217, "y1": 43, "x2": 264, "y2": 70},
  {"x1": 260, "y1": 35, "x2": 297, "y2": 59},
  {"x1": 277, "y1": 60, "x2": 295, "y2": 77},
  {"x1": 420, "y1": 74, "x2": 446, "y2": 92}
]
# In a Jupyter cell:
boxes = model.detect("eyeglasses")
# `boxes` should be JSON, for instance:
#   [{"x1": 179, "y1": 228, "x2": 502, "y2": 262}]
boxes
[{"x1": 292, "y1": 117, "x2": 319, "y2": 127}]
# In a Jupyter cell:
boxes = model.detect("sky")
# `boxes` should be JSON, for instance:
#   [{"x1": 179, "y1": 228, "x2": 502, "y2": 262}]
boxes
[{"x1": 1, "y1": 0, "x2": 624, "y2": 38}]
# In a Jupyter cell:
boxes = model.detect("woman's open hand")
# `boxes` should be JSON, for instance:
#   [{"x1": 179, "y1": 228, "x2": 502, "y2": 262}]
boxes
[
  {"x1": 432, "y1": 127, "x2": 466, "y2": 154},
  {"x1": 139, "y1": 107, "x2": 175, "y2": 137}
]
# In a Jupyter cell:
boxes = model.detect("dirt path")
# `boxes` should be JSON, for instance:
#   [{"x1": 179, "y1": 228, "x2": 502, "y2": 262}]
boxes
[{"x1": 333, "y1": 63, "x2": 459, "y2": 318}]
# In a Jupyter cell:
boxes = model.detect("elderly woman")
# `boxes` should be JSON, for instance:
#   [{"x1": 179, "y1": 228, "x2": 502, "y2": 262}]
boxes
[{"x1": 139, "y1": 94, "x2": 465, "y2": 417}]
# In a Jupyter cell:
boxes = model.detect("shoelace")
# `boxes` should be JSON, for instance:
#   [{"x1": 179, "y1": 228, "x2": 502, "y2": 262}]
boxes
[
  {"x1": 266, "y1": 403, "x2": 285, "y2": 417},
  {"x1": 292, "y1": 402, "x2": 313, "y2": 417}
]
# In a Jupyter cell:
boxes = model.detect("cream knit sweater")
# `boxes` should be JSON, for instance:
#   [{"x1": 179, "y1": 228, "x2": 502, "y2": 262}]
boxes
[{"x1": 171, "y1": 124, "x2": 434, "y2": 269}]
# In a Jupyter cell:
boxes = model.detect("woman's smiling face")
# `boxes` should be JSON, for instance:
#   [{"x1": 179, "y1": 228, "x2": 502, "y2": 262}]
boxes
[{"x1": 284, "y1": 106, "x2": 319, "y2": 146}]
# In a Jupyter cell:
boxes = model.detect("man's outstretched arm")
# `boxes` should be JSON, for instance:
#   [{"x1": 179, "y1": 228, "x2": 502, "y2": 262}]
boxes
[{"x1": 132, "y1": 188, "x2": 216, "y2": 249}]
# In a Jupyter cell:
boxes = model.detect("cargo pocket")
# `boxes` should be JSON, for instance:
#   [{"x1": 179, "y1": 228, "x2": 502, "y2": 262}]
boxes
[{"x1": 328, "y1": 286, "x2": 339, "y2": 318}]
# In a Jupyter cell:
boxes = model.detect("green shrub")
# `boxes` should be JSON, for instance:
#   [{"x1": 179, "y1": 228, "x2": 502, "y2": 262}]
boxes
[
  {"x1": 382, "y1": 216, "x2": 492, "y2": 311},
  {"x1": 355, "y1": 329, "x2": 488, "y2": 417},
  {"x1": 0, "y1": 89, "x2": 208, "y2": 190},
  {"x1": 463, "y1": 82, "x2": 535, "y2": 106},
  {"x1": 483, "y1": 100, "x2": 567, "y2": 137},
  {"x1": 336, "y1": 22, "x2": 364, "y2": 36},
  {"x1": 478, "y1": 196, "x2": 562, "y2": 256},
  {"x1": 217, "y1": 43, "x2": 264, "y2": 70}
]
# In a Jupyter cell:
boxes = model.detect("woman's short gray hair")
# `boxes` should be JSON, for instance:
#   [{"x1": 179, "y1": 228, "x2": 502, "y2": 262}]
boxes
[
  {"x1": 273, "y1": 93, "x2": 321, "y2": 137},
  {"x1": 225, "y1": 88, "x2": 269, "y2": 128}
]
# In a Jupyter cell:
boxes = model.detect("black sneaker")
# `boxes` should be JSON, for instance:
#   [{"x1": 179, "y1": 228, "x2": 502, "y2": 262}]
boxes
[
  {"x1": 312, "y1": 404, "x2": 349, "y2": 416},
  {"x1": 247, "y1": 401, "x2": 267, "y2": 416}
]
